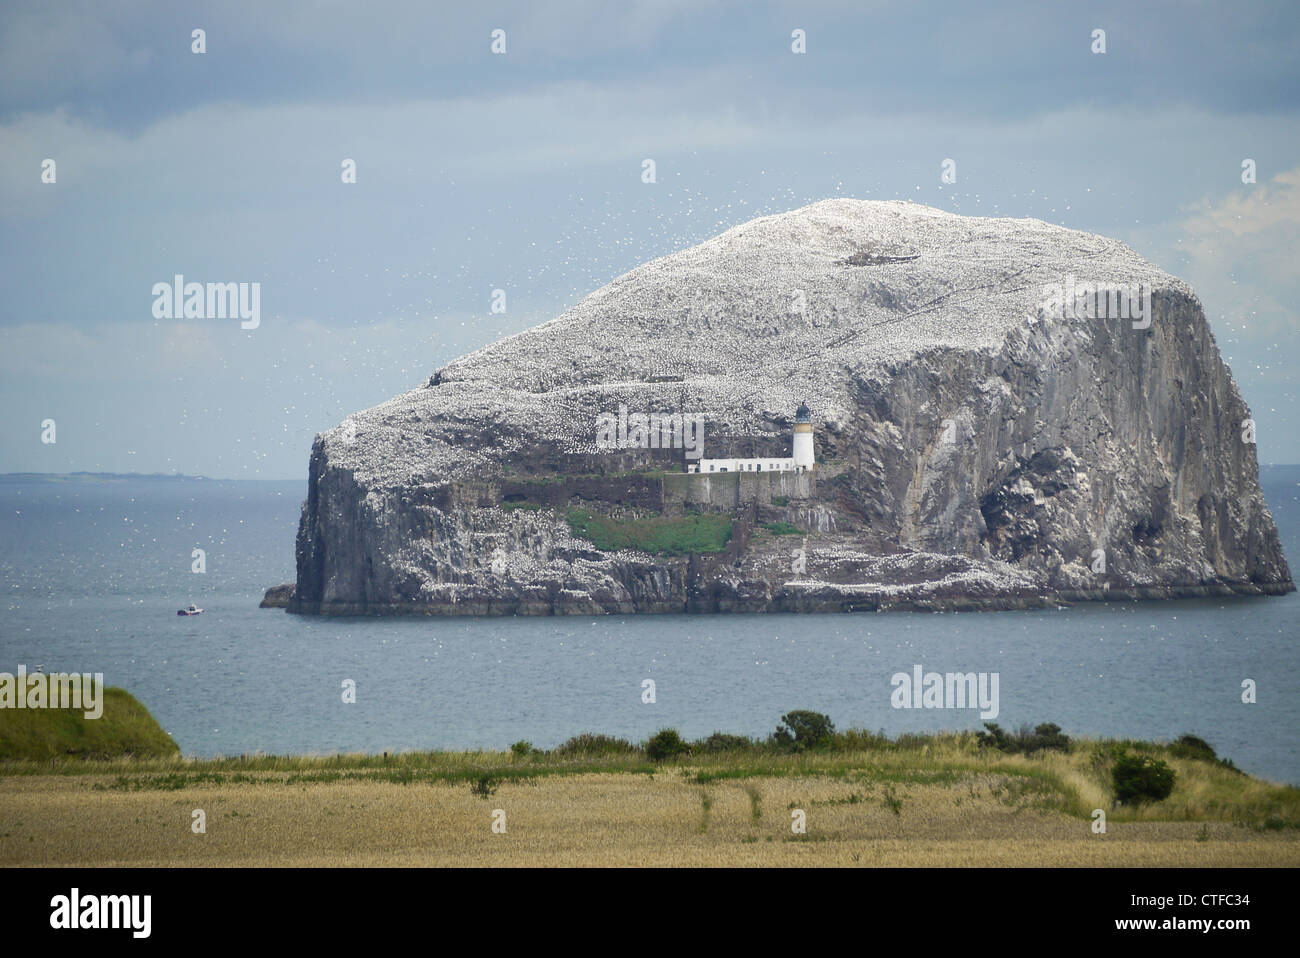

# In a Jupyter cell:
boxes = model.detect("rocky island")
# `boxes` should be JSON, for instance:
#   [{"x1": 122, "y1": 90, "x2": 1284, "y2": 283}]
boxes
[{"x1": 280, "y1": 199, "x2": 1293, "y2": 615}]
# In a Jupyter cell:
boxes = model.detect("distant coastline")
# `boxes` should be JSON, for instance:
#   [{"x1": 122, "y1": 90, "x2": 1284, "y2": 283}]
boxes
[{"x1": 0, "y1": 471, "x2": 213, "y2": 484}]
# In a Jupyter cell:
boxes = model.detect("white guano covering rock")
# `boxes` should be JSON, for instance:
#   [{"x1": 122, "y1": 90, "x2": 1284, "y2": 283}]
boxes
[{"x1": 326, "y1": 199, "x2": 1181, "y2": 484}]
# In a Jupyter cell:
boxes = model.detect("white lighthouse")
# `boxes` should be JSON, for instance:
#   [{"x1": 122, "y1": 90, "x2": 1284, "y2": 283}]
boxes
[
  {"x1": 792, "y1": 401, "x2": 815, "y2": 471},
  {"x1": 686, "y1": 403, "x2": 816, "y2": 474}
]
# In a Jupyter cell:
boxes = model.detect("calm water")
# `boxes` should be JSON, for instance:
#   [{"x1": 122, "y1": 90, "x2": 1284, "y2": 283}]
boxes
[{"x1": 1, "y1": 469, "x2": 1297, "y2": 783}]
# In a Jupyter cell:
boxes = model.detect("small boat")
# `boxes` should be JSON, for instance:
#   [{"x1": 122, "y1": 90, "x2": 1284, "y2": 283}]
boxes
[{"x1": 177, "y1": 605, "x2": 204, "y2": 616}]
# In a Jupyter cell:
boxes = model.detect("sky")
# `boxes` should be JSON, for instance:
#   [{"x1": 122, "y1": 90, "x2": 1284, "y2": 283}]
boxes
[{"x1": 1, "y1": 0, "x2": 1298, "y2": 477}]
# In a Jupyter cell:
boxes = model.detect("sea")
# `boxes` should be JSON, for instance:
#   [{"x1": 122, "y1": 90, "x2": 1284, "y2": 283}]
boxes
[{"x1": 1, "y1": 468, "x2": 1297, "y2": 783}]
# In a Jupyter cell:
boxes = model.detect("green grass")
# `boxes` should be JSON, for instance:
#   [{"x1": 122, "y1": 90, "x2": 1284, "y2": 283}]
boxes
[
  {"x1": 761, "y1": 521, "x2": 803, "y2": 536},
  {"x1": 566, "y1": 507, "x2": 732, "y2": 555},
  {"x1": 0, "y1": 687, "x2": 179, "y2": 760}
]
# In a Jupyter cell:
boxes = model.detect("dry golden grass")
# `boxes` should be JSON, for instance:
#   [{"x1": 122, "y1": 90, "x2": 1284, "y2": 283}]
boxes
[{"x1": 2, "y1": 767, "x2": 1296, "y2": 867}]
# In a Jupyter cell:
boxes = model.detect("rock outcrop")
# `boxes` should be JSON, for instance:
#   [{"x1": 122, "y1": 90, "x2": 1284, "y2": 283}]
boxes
[
  {"x1": 259, "y1": 583, "x2": 296, "y2": 608},
  {"x1": 286, "y1": 200, "x2": 1292, "y2": 615}
]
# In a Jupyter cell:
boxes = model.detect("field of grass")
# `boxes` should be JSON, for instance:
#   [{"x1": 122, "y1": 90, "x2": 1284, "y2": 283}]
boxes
[
  {"x1": 566, "y1": 507, "x2": 733, "y2": 555},
  {"x1": 2, "y1": 731, "x2": 1297, "y2": 866},
  {"x1": 0, "y1": 687, "x2": 179, "y2": 761}
]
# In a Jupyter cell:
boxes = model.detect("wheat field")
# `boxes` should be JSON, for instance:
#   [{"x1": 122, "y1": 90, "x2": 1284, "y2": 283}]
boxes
[{"x1": 2, "y1": 760, "x2": 1296, "y2": 866}]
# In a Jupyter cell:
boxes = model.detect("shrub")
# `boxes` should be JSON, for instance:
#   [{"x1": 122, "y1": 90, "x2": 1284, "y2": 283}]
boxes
[
  {"x1": 510, "y1": 740, "x2": 533, "y2": 757},
  {"x1": 976, "y1": 722, "x2": 1071, "y2": 755},
  {"x1": 772, "y1": 710, "x2": 836, "y2": 752},
  {"x1": 551, "y1": 733, "x2": 640, "y2": 757},
  {"x1": 1169, "y1": 734, "x2": 1214, "y2": 760},
  {"x1": 1029, "y1": 722, "x2": 1071, "y2": 752},
  {"x1": 469, "y1": 775, "x2": 499, "y2": 798},
  {"x1": 646, "y1": 729, "x2": 690, "y2": 762},
  {"x1": 694, "y1": 732, "x2": 757, "y2": 753},
  {"x1": 1168, "y1": 734, "x2": 1237, "y2": 771},
  {"x1": 1113, "y1": 753, "x2": 1176, "y2": 804}
]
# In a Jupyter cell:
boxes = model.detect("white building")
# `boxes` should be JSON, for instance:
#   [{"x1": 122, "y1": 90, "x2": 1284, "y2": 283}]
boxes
[{"x1": 686, "y1": 402, "x2": 815, "y2": 474}]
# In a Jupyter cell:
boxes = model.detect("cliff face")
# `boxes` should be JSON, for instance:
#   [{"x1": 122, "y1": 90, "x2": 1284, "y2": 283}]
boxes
[{"x1": 288, "y1": 199, "x2": 1292, "y2": 615}]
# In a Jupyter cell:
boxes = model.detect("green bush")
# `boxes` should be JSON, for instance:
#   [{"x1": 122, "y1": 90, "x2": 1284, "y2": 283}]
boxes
[
  {"x1": 510, "y1": 740, "x2": 534, "y2": 757},
  {"x1": 1170, "y1": 734, "x2": 1216, "y2": 761},
  {"x1": 976, "y1": 722, "x2": 1071, "y2": 755},
  {"x1": 1029, "y1": 722, "x2": 1070, "y2": 752},
  {"x1": 551, "y1": 733, "x2": 640, "y2": 757},
  {"x1": 772, "y1": 710, "x2": 836, "y2": 752},
  {"x1": 1113, "y1": 753, "x2": 1176, "y2": 804},
  {"x1": 1168, "y1": 734, "x2": 1238, "y2": 771},
  {"x1": 694, "y1": 732, "x2": 757, "y2": 753},
  {"x1": 645, "y1": 729, "x2": 690, "y2": 762}
]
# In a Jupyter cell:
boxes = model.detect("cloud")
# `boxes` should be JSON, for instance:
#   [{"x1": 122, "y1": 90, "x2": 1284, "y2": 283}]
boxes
[
  {"x1": 0, "y1": 1, "x2": 154, "y2": 103},
  {"x1": 1179, "y1": 166, "x2": 1300, "y2": 248},
  {"x1": 1174, "y1": 166, "x2": 1300, "y2": 335},
  {"x1": 6, "y1": 0, "x2": 1300, "y2": 130}
]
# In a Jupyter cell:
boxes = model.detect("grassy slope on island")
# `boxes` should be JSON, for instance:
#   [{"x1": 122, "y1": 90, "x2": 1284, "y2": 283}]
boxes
[
  {"x1": 0, "y1": 687, "x2": 179, "y2": 760},
  {"x1": 567, "y1": 507, "x2": 733, "y2": 555}
]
